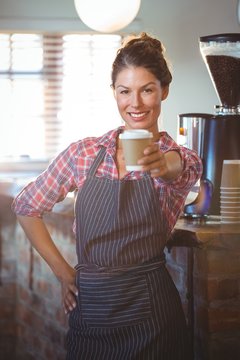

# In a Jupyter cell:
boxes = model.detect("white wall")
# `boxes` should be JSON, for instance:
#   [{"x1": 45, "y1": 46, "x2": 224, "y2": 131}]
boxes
[{"x1": 0, "y1": 0, "x2": 239, "y2": 139}]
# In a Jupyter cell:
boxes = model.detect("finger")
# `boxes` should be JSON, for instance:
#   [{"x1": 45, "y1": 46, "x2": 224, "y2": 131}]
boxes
[
  {"x1": 139, "y1": 154, "x2": 165, "y2": 171},
  {"x1": 64, "y1": 292, "x2": 77, "y2": 313},
  {"x1": 150, "y1": 168, "x2": 163, "y2": 178},
  {"x1": 143, "y1": 143, "x2": 159, "y2": 155},
  {"x1": 149, "y1": 163, "x2": 170, "y2": 178},
  {"x1": 62, "y1": 284, "x2": 79, "y2": 313},
  {"x1": 140, "y1": 155, "x2": 167, "y2": 175},
  {"x1": 68, "y1": 283, "x2": 79, "y2": 297},
  {"x1": 138, "y1": 152, "x2": 160, "y2": 166}
]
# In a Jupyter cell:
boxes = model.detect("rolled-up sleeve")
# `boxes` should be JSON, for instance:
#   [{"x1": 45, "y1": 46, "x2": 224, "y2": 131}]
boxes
[
  {"x1": 167, "y1": 145, "x2": 203, "y2": 195},
  {"x1": 152, "y1": 134, "x2": 203, "y2": 232},
  {"x1": 12, "y1": 142, "x2": 79, "y2": 217},
  {"x1": 155, "y1": 133, "x2": 203, "y2": 196}
]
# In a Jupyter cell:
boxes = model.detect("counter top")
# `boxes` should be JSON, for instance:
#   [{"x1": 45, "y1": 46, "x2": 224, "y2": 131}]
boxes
[
  {"x1": 176, "y1": 216, "x2": 240, "y2": 234},
  {"x1": 171, "y1": 216, "x2": 240, "y2": 251},
  {"x1": 1, "y1": 180, "x2": 240, "y2": 241}
]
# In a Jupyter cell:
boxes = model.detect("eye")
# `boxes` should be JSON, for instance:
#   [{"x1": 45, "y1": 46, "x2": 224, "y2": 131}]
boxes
[
  {"x1": 143, "y1": 88, "x2": 153, "y2": 93},
  {"x1": 120, "y1": 89, "x2": 129, "y2": 95}
]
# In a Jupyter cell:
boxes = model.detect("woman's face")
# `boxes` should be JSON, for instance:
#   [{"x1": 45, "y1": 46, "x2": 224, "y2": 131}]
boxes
[{"x1": 113, "y1": 66, "x2": 168, "y2": 135}]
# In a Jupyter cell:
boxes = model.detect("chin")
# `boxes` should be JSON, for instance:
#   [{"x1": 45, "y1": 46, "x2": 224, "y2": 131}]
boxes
[{"x1": 126, "y1": 120, "x2": 149, "y2": 129}]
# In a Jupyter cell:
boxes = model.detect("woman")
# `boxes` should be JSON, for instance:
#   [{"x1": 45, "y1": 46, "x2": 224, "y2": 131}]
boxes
[{"x1": 12, "y1": 33, "x2": 202, "y2": 359}]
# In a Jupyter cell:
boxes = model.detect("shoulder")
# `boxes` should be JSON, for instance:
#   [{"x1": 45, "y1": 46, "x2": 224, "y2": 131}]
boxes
[{"x1": 55, "y1": 127, "x2": 122, "y2": 161}]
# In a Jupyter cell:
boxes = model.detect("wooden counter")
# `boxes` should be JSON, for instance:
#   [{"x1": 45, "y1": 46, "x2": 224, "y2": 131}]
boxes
[
  {"x1": 168, "y1": 216, "x2": 240, "y2": 360},
  {"x1": 175, "y1": 215, "x2": 240, "y2": 235}
]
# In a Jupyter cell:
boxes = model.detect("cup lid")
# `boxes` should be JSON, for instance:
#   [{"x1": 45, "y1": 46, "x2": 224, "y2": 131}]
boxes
[{"x1": 119, "y1": 129, "x2": 153, "y2": 140}]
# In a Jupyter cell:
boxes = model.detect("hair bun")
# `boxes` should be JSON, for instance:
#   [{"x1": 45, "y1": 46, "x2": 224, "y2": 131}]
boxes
[{"x1": 111, "y1": 32, "x2": 172, "y2": 88}]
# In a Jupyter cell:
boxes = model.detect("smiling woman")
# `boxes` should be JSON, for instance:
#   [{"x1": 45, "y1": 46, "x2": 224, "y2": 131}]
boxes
[
  {"x1": 12, "y1": 33, "x2": 203, "y2": 360},
  {"x1": 0, "y1": 32, "x2": 122, "y2": 161}
]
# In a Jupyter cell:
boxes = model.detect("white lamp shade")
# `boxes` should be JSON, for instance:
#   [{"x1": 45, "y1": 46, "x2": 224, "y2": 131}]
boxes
[{"x1": 74, "y1": 0, "x2": 141, "y2": 32}]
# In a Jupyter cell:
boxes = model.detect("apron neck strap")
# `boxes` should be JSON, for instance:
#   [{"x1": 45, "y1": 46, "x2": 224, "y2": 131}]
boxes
[{"x1": 87, "y1": 147, "x2": 106, "y2": 177}]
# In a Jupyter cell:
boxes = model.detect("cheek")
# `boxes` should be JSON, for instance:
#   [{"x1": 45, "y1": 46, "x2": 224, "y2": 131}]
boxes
[
  {"x1": 151, "y1": 98, "x2": 161, "y2": 110},
  {"x1": 151, "y1": 100, "x2": 161, "y2": 118},
  {"x1": 116, "y1": 97, "x2": 127, "y2": 111}
]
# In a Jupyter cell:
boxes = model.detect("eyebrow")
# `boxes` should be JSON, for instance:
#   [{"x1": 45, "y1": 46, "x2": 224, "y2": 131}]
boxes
[{"x1": 116, "y1": 81, "x2": 157, "y2": 89}]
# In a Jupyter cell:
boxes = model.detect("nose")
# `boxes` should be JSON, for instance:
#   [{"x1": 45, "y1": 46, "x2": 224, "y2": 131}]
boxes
[{"x1": 131, "y1": 91, "x2": 142, "y2": 108}]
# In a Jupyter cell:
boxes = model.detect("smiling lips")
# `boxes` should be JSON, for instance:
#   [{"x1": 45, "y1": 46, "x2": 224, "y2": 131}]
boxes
[{"x1": 128, "y1": 111, "x2": 148, "y2": 120}]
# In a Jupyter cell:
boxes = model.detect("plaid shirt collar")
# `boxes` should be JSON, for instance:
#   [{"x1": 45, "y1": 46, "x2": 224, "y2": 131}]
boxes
[{"x1": 94, "y1": 126, "x2": 124, "y2": 151}]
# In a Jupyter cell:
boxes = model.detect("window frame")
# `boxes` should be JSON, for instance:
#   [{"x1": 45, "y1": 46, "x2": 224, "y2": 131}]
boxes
[{"x1": 0, "y1": 31, "x2": 122, "y2": 176}]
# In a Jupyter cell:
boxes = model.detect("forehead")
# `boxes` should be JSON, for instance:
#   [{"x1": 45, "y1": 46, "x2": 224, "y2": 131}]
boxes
[{"x1": 115, "y1": 66, "x2": 159, "y2": 87}]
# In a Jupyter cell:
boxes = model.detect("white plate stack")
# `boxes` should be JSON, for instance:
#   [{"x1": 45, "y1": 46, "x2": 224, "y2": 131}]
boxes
[{"x1": 220, "y1": 160, "x2": 240, "y2": 224}]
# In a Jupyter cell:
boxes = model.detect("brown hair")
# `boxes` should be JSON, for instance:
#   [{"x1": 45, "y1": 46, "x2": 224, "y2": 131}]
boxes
[{"x1": 111, "y1": 32, "x2": 172, "y2": 88}]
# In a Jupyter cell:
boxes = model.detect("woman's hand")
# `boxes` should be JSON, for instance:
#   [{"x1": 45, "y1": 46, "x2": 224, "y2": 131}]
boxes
[
  {"x1": 138, "y1": 143, "x2": 168, "y2": 178},
  {"x1": 60, "y1": 267, "x2": 79, "y2": 314},
  {"x1": 138, "y1": 143, "x2": 183, "y2": 180}
]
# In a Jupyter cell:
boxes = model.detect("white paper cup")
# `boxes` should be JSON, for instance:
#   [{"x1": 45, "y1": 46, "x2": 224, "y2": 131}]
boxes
[
  {"x1": 220, "y1": 192, "x2": 240, "y2": 199},
  {"x1": 221, "y1": 210, "x2": 240, "y2": 215},
  {"x1": 119, "y1": 130, "x2": 153, "y2": 171},
  {"x1": 220, "y1": 187, "x2": 240, "y2": 192},
  {"x1": 221, "y1": 206, "x2": 240, "y2": 212},
  {"x1": 220, "y1": 193, "x2": 240, "y2": 198},
  {"x1": 221, "y1": 187, "x2": 240, "y2": 189},
  {"x1": 220, "y1": 195, "x2": 240, "y2": 200},
  {"x1": 220, "y1": 198, "x2": 240, "y2": 206}
]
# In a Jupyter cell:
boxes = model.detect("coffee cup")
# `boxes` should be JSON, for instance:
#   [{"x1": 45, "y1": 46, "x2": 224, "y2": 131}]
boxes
[
  {"x1": 220, "y1": 160, "x2": 240, "y2": 188},
  {"x1": 119, "y1": 129, "x2": 153, "y2": 171}
]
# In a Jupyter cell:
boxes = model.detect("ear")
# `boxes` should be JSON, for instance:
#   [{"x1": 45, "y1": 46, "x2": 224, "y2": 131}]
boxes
[
  {"x1": 161, "y1": 86, "x2": 169, "y2": 101},
  {"x1": 111, "y1": 84, "x2": 116, "y2": 99}
]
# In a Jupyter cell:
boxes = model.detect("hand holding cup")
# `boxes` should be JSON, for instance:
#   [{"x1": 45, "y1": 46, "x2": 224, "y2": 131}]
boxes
[{"x1": 119, "y1": 130, "x2": 153, "y2": 171}]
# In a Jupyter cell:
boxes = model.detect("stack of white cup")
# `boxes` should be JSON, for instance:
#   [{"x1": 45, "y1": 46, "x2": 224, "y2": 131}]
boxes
[{"x1": 220, "y1": 160, "x2": 240, "y2": 224}]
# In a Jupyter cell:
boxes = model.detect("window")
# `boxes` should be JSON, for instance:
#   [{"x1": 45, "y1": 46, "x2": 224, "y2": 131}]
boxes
[{"x1": 0, "y1": 33, "x2": 122, "y2": 161}]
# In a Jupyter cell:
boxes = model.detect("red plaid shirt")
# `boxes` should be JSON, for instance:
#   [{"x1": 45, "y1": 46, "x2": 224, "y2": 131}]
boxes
[{"x1": 12, "y1": 126, "x2": 202, "y2": 234}]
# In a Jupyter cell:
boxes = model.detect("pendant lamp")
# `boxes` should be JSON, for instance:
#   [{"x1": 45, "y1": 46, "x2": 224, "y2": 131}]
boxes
[{"x1": 74, "y1": 0, "x2": 141, "y2": 32}]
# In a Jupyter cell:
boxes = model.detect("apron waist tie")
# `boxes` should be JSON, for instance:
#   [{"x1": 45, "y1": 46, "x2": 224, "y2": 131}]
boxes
[{"x1": 75, "y1": 256, "x2": 165, "y2": 276}]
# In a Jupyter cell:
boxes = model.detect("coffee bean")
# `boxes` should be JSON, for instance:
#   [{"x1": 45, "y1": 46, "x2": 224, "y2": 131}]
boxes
[{"x1": 206, "y1": 55, "x2": 240, "y2": 107}]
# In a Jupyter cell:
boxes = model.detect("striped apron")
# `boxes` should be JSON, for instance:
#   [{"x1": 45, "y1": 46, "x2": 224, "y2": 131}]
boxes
[{"x1": 66, "y1": 147, "x2": 191, "y2": 360}]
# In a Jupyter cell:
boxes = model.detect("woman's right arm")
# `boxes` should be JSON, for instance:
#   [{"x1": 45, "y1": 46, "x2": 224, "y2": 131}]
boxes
[{"x1": 17, "y1": 215, "x2": 78, "y2": 314}]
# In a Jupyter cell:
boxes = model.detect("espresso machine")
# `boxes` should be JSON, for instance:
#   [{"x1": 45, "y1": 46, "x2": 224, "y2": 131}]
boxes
[{"x1": 180, "y1": 33, "x2": 240, "y2": 217}]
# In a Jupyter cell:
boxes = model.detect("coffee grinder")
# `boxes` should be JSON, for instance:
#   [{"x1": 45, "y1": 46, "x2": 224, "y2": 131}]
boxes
[{"x1": 182, "y1": 33, "x2": 240, "y2": 217}]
